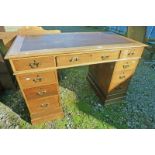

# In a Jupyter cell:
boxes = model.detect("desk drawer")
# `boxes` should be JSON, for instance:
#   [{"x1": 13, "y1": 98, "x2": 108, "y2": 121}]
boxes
[
  {"x1": 108, "y1": 79, "x2": 130, "y2": 94},
  {"x1": 31, "y1": 107, "x2": 63, "y2": 123},
  {"x1": 24, "y1": 84, "x2": 58, "y2": 101},
  {"x1": 120, "y1": 48, "x2": 143, "y2": 58},
  {"x1": 17, "y1": 70, "x2": 57, "y2": 89},
  {"x1": 92, "y1": 50, "x2": 120, "y2": 62},
  {"x1": 114, "y1": 59, "x2": 139, "y2": 71},
  {"x1": 28, "y1": 95, "x2": 59, "y2": 114},
  {"x1": 12, "y1": 56, "x2": 56, "y2": 71},
  {"x1": 110, "y1": 70, "x2": 134, "y2": 87},
  {"x1": 56, "y1": 53, "x2": 92, "y2": 67}
]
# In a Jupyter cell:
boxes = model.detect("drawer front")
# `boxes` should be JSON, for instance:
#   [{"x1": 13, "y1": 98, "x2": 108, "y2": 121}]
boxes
[
  {"x1": 56, "y1": 53, "x2": 92, "y2": 67},
  {"x1": 17, "y1": 70, "x2": 57, "y2": 89},
  {"x1": 28, "y1": 95, "x2": 59, "y2": 114},
  {"x1": 24, "y1": 84, "x2": 58, "y2": 100},
  {"x1": 12, "y1": 56, "x2": 56, "y2": 71},
  {"x1": 109, "y1": 70, "x2": 134, "y2": 91},
  {"x1": 114, "y1": 59, "x2": 139, "y2": 71},
  {"x1": 120, "y1": 48, "x2": 143, "y2": 58},
  {"x1": 31, "y1": 107, "x2": 63, "y2": 121},
  {"x1": 92, "y1": 50, "x2": 120, "y2": 62},
  {"x1": 108, "y1": 79, "x2": 130, "y2": 94}
]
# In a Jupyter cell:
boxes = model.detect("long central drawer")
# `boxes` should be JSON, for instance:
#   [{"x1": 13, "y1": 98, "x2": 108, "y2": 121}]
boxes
[
  {"x1": 56, "y1": 50, "x2": 120, "y2": 67},
  {"x1": 92, "y1": 50, "x2": 120, "y2": 61},
  {"x1": 56, "y1": 53, "x2": 92, "y2": 67}
]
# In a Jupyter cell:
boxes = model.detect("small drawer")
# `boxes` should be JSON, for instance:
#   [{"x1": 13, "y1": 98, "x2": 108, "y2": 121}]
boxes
[
  {"x1": 30, "y1": 107, "x2": 63, "y2": 121},
  {"x1": 108, "y1": 79, "x2": 130, "y2": 94},
  {"x1": 17, "y1": 70, "x2": 57, "y2": 89},
  {"x1": 109, "y1": 70, "x2": 134, "y2": 92},
  {"x1": 28, "y1": 95, "x2": 60, "y2": 114},
  {"x1": 56, "y1": 53, "x2": 92, "y2": 67},
  {"x1": 24, "y1": 84, "x2": 58, "y2": 101},
  {"x1": 92, "y1": 50, "x2": 120, "y2": 61},
  {"x1": 114, "y1": 59, "x2": 139, "y2": 71},
  {"x1": 12, "y1": 56, "x2": 56, "y2": 72},
  {"x1": 120, "y1": 48, "x2": 143, "y2": 58}
]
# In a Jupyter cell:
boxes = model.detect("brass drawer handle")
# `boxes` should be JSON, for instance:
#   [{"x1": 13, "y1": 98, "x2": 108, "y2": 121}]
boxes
[
  {"x1": 40, "y1": 103, "x2": 48, "y2": 108},
  {"x1": 123, "y1": 64, "x2": 130, "y2": 69},
  {"x1": 69, "y1": 57, "x2": 79, "y2": 62},
  {"x1": 119, "y1": 75, "x2": 126, "y2": 79},
  {"x1": 101, "y1": 55, "x2": 109, "y2": 60},
  {"x1": 128, "y1": 51, "x2": 135, "y2": 56},
  {"x1": 29, "y1": 60, "x2": 40, "y2": 68},
  {"x1": 37, "y1": 90, "x2": 47, "y2": 96},
  {"x1": 33, "y1": 75, "x2": 43, "y2": 83}
]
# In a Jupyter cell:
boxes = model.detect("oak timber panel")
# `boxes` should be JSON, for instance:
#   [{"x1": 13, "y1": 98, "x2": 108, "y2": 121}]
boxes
[
  {"x1": 109, "y1": 70, "x2": 135, "y2": 92},
  {"x1": 120, "y1": 47, "x2": 144, "y2": 58},
  {"x1": 31, "y1": 110, "x2": 64, "y2": 125},
  {"x1": 23, "y1": 84, "x2": 58, "y2": 101},
  {"x1": 108, "y1": 79, "x2": 130, "y2": 94},
  {"x1": 114, "y1": 59, "x2": 139, "y2": 71},
  {"x1": 28, "y1": 95, "x2": 59, "y2": 114},
  {"x1": 12, "y1": 56, "x2": 56, "y2": 71},
  {"x1": 16, "y1": 70, "x2": 57, "y2": 89},
  {"x1": 56, "y1": 53, "x2": 92, "y2": 67},
  {"x1": 31, "y1": 107, "x2": 63, "y2": 119},
  {"x1": 92, "y1": 50, "x2": 120, "y2": 61},
  {"x1": 88, "y1": 62, "x2": 115, "y2": 94}
]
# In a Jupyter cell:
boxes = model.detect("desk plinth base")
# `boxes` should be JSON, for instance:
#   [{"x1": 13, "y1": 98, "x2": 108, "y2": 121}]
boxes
[{"x1": 87, "y1": 73, "x2": 126, "y2": 105}]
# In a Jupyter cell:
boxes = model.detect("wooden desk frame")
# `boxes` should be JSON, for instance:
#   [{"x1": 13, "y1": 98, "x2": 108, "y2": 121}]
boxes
[{"x1": 5, "y1": 32, "x2": 147, "y2": 124}]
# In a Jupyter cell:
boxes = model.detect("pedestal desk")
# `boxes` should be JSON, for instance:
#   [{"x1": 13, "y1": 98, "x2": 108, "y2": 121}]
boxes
[{"x1": 5, "y1": 32, "x2": 147, "y2": 124}]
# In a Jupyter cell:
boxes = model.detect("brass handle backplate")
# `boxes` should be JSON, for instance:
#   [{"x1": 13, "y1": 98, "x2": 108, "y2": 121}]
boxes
[
  {"x1": 119, "y1": 75, "x2": 126, "y2": 79},
  {"x1": 33, "y1": 75, "x2": 43, "y2": 83},
  {"x1": 37, "y1": 90, "x2": 47, "y2": 96},
  {"x1": 128, "y1": 51, "x2": 135, "y2": 56},
  {"x1": 123, "y1": 64, "x2": 130, "y2": 69},
  {"x1": 69, "y1": 57, "x2": 79, "y2": 62},
  {"x1": 40, "y1": 103, "x2": 48, "y2": 108},
  {"x1": 101, "y1": 55, "x2": 109, "y2": 60},
  {"x1": 29, "y1": 60, "x2": 40, "y2": 68}
]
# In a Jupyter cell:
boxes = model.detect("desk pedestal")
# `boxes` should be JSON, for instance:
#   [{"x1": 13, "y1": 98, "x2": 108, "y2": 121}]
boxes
[{"x1": 87, "y1": 61, "x2": 134, "y2": 104}]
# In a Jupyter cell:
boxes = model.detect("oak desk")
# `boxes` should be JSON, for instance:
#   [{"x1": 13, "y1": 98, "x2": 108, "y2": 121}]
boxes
[{"x1": 5, "y1": 32, "x2": 147, "y2": 124}]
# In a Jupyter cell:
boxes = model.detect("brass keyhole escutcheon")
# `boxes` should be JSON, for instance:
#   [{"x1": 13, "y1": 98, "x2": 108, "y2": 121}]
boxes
[
  {"x1": 29, "y1": 60, "x2": 40, "y2": 68},
  {"x1": 33, "y1": 75, "x2": 43, "y2": 83}
]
